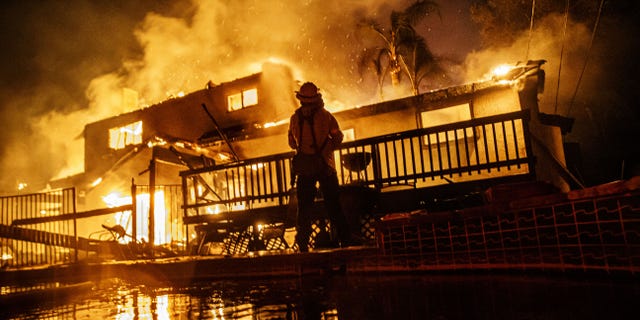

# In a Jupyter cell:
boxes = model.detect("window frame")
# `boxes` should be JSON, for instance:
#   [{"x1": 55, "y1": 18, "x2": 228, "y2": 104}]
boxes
[
  {"x1": 419, "y1": 103, "x2": 475, "y2": 146},
  {"x1": 227, "y1": 88, "x2": 258, "y2": 112},
  {"x1": 108, "y1": 120, "x2": 143, "y2": 150}
]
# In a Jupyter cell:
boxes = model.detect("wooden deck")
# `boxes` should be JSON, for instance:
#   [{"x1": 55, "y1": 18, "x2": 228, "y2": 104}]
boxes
[
  {"x1": 2, "y1": 177, "x2": 639, "y2": 284},
  {"x1": 0, "y1": 246, "x2": 380, "y2": 285}
]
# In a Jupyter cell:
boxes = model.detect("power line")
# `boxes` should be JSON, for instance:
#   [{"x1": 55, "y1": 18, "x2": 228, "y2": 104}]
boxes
[
  {"x1": 525, "y1": 0, "x2": 536, "y2": 61},
  {"x1": 566, "y1": 0, "x2": 606, "y2": 117},
  {"x1": 554, "y1": 0, "x2": 570, "y2": 114}
]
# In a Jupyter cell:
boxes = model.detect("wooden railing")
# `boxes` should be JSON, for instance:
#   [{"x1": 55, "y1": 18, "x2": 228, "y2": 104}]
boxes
[
  {"x1": 180, "y1": 110, "x2": 535, "y2": 226},
  {"x1": 336, "y1": 109, "x2": 534, "y2": 188}
]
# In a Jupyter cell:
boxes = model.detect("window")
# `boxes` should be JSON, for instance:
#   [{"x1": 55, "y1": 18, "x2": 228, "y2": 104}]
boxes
[
  {"x1": 109, "y1": 121, "x2": 142, "y2": 150},
  {"x1": 343, "y1": 128, "x2": 355, "y2": 142},
  {"x1": 227, "y1": 88, "x2": 258, "y2": 111},
  {"x1": 420, "y1": 103, "x2": 473, "y2": 143}
]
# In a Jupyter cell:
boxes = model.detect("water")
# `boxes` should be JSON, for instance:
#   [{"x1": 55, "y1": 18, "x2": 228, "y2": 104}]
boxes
[{"x1": 1, "y1": 273, "x2": 638, "y2": 319}]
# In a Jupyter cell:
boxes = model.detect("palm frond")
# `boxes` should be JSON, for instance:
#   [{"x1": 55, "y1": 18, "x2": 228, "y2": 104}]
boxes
[
  {"x1": 357, "y1": 0, "x2": 446, "y2": 94},
  {"x1": 403, "y1": 0, "x2": 441, "y2": 26},
  {"x1": 357, "y1": 47, "x2": 387, "y2": 76},
  {"x1": 390, "y1": 11, "x2": 402, "y2": 30},
  {"x1": 358, "y1": 18, "x2": 383, "y2": 34}
]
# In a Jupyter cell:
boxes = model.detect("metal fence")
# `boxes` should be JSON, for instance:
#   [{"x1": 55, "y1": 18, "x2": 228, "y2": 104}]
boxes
[
  {"x1": 132, "y1": 184, "x2": 185, "y2": 252},
  {"x1": 0, "y1": 188, "x2": 76, "y2": 268},
  {"x1": 0, "y1": 183, "x2": 187, "y2": 268},
  {"x1": 374, "y1": 190, "x2": 640, "y2": 274}
]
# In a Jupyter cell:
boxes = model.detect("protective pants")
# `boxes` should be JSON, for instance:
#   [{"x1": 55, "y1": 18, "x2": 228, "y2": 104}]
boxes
[{"x1": 295, "y1": 172, "x2": 350, "y2": 251}]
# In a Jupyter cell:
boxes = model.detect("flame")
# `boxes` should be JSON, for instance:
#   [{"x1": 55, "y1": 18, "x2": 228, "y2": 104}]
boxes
[
  {"x1": 91, "y1": 177, "x2": 103, "y2": 187},
  {"x1": 217, "y1": 153, "x2": 230, "y2": 162},
  {"x1": 262, "y1": 119, "x2": 289, "y2": 128},
  {"x1": 102, "y1": 190, "x2": 170, "y2": 245},
  {"x1": 247, "y1": 57, "x2": 293, "y2": 74},
  {"x1": 165, "y1": 91, "x2": 186, "y2": 99},
  {"x1": 147, "y1": 136, "x2": 167, "y2": 148},
  {"x1": 487, "y1": 63, "x2": 517, "y2": 85},
  {"x1": 103, "y1": 192, "x2": 130, "y2": 207},
  {"x1": 492, "y1": 64, "x2": 513, "y2": 78},
  {"x1": 205, "y1": 204, "x2": 225, "y2": 215},
  {"x1": 232, "y1": 203, "x2": 246, "y2": 211}
]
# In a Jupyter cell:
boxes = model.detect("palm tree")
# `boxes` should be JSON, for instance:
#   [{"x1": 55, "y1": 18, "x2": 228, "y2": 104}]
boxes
[
  {"x1": 400, "y1": 31, "x2": 443, "y2": 95},
  {"x1": 359, "y1": 0, "x2": 441, "y2": 97}
]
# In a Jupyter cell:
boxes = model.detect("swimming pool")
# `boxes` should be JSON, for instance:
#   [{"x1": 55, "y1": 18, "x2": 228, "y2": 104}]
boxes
[{"x1": 1, "y1": 273, "x2": 637, "y2": 319}]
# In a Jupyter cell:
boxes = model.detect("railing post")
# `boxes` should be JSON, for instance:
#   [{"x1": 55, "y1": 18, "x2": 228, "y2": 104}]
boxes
[
  {"x1": 276, "y1": 158, "x2": 285, "y2": 206},
  {"x1": 148, "y1": 157, "x2": 156, "y2": 257},
  {"x1": 181, "y1": 173, "x2": 190, "y2": 253},
  {"x1": 520, "y1": 109, "x2": 536, "y2": 180},
  {"x1": 72, "y1": 187, "x2": 78, "y2": 263},
  {"x1": 131, "y1": 178, "x2": 137, "y2": 243},
  {"x1": 371, "y1": 144, "x2": 382, "y2": 189}
]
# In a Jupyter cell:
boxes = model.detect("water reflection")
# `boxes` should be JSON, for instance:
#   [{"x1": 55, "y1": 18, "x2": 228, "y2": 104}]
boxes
[{"x1": 1, "y1": 274, "x2": 638, "y2": 319}]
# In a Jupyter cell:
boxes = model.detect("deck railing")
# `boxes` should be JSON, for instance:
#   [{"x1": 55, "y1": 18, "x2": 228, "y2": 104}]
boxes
[
  {"x1": 180, "y1": 110, "x2": 535, "y2": 225},
  {"x1": 0, "y1": 183, "x2": 190, "y2": 268},
  {"x1": 0, "y1": 188, "x2": 77, "y2": 268},
  {"x1": 336, "y1": 109, "x2": 534, "y2": 188}
]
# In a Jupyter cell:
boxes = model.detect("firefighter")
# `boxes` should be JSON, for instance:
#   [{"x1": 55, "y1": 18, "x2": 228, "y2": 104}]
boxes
[{"x1": 288, "y1": 82, "x2": 354, "y2": 252}]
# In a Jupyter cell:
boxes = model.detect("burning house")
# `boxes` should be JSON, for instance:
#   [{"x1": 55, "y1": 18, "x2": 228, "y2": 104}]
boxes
[
  {"x1": 2, "y1": 58, "x2": 585, "y2": 267},
  {"x1": 43, "y1": 63, "x2": 299, "y2": 246},
  {"x1": 177, "y1": 59, "x2": 574, "y2": 254},
  {"x1": 64, "y1": 62, "x2": 297, "y2": 200}
]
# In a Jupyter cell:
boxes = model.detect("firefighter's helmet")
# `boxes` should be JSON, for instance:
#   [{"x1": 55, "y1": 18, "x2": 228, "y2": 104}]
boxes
[{"x1": 296, "y1": 82, "x2": 322, "y2": 104}]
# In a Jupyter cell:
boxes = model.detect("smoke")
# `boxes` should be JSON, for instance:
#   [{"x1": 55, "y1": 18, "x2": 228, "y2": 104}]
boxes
[
  {"x1": 108, "y1": 0, "x2": 395, "y2": 108},
  {"x1": 463, "y1": 7, "x2": 640, "y2": 184},
  {"x1": 463, "y1": 13, "x2": 593, "y2": 115},
  {"x1": 8, "y1": 0, "x2": 626, "y2": 192},
  {"x1": 1, "y1": 0, "x2": 444, "y2": 192}
]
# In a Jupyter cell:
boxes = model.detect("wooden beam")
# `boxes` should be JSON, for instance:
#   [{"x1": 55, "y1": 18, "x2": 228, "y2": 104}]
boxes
[{"x1": 11, "y1": 205, "x2": 133, "y2": 226}]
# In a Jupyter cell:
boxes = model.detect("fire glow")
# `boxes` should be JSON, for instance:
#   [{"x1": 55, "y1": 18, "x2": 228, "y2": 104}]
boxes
[
  {"x1": 492, "y1": 64, "x2": 513, "y2": 77},
  {"x1": 261, "y1": 119, "x2": 289, "y2": 128},
  {"x1": 102, "y1": 190, "x2": 171, "y2": 245}
]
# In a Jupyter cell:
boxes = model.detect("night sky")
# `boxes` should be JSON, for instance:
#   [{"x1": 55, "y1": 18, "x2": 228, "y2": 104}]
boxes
[{"x1": 0, "y1": 0, "x2": 638, "y2": 193}]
